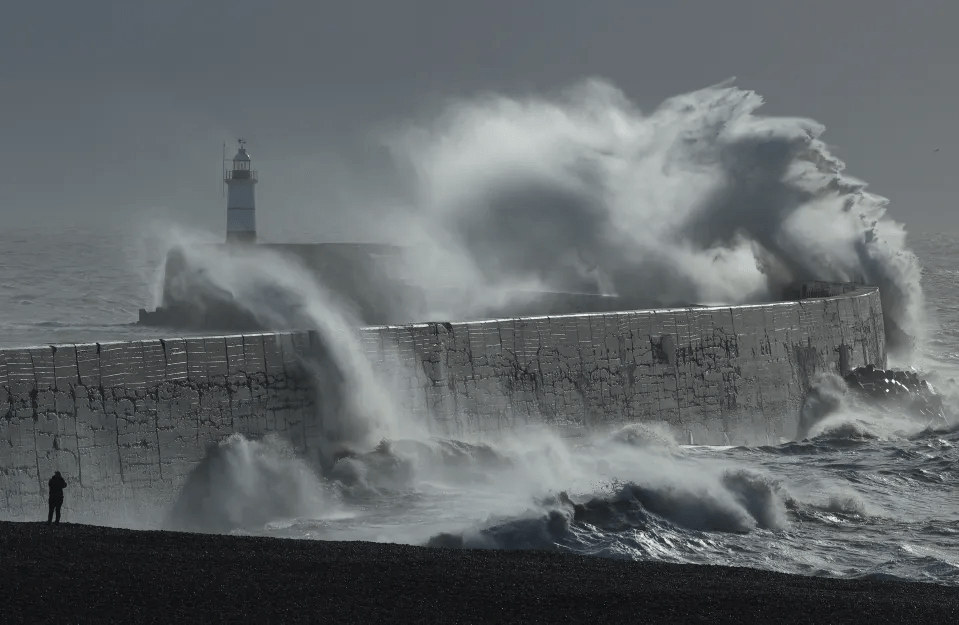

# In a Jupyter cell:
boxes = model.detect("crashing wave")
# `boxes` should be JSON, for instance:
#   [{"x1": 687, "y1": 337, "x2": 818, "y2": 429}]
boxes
[
  {"x1": 425, "y1": 469, "x2": 788, "y2": 553},
  {"x1": 798, "y1": 367, "x2": 949, "y2": 441},
  {"x1": 164, "y1": 433, "x2": 329, "y2": 534}
]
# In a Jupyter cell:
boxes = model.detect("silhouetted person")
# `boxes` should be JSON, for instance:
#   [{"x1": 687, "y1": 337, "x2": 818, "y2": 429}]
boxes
[{"x1": 47, "y1": 471, "x2": 67, "y2": 524}]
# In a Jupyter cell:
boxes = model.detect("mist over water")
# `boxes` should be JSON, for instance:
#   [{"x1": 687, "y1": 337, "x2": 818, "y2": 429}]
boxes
[
  {"x1": 167, "y1": 433, "x2": 328, "y2": 534},
  {"x1": 159, "y1": 231, "x2": 420, "y2": 454}
]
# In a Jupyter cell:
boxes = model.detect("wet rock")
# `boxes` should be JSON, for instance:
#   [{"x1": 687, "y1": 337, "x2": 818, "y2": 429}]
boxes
[{"x1": 842, "y1": 365, "x2": 946, "y2": 423}]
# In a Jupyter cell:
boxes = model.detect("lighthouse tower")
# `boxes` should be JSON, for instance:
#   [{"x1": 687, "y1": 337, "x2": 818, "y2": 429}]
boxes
[{"x1": 224, "y1": 139, "x2": 257, "y2": 243}]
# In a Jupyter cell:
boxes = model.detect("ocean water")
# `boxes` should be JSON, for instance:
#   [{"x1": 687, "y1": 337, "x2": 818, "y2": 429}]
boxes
[
  {"x1": 0, "y1": 222, "x2": 210, "y2": 348},
  {"x1": 0, "y1": 222, "x2": 956, "y2": 586}
]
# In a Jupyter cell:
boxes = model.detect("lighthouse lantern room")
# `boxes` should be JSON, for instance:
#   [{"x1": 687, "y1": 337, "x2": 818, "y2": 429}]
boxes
[{"x1": 224, "y1": 139, "x2": 257, "y2": 243}]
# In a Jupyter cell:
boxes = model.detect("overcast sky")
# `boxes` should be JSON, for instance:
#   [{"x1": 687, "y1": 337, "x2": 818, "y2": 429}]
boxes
[{"x1": 2, "y1": 0, "x2": 956, "y2": 239}]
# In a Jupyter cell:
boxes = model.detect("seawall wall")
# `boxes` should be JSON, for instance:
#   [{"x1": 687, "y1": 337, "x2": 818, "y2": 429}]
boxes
[{"x1": 0, "y1": 285, "x2": 885, "y2": 520}]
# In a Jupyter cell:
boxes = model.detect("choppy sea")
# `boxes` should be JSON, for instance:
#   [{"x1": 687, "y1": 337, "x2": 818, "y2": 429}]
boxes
[{"x1": 0, "y1": 223, "x2": 957, "y2": 586}]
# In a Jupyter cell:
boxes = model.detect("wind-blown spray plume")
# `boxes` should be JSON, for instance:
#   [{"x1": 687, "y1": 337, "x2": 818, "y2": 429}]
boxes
[
  {"x1": 154, "y1": 229, "x2": 441, "y2": 531},
  {"x1": 166, "y1": 433, "x2": 328, "y2": 533},
  {"x1": 390, "y1": 78, "x2": 923, "y2": 355},
  {"x1": 156, "y1": 228, "x2": 423, "y2": 456}
]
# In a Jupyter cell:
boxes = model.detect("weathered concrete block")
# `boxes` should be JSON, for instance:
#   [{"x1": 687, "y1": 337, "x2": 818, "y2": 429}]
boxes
[
  {"x1": 52, "y1": 345, "x2": 79, "y2": 391},
  {"x1": 205, "y1": 337, "x2": 229, "y2": 384},
  {"x1": 225, "y1": 334, "x2": 246, "y2": 382},
  {"x1": 74, "y1": 387, "x2": 123, "y2": 494},
  {"x1": 262, "y1": 333, "x2": 284, "y2": 380},
  {"x1": 487, "y1": 320, "x2": 508, "y2": 359},
  {"x1": 35, "y1": 412, "x2": 80, "y2": 477},
  {"x1": 243, "y1": 334, "x2": 266, "y2": 376},
  {"x1": 275, "y1": 332, "x2": 298, "y2": 372},
  {"x1": 5, "y1": 350, "x2": 35, "y2": 397},
  {"x1": 155, "y1": 384, "x2": 198, "y2": 481},
  {"x1": 0, "y1": 412, "x2": 41, "y2": 517},
  {"x1": 100, "y1": 341, "x2": 145, "y2": 390},
  {"x1": 0, "y1": 351, "x2": 9, "y2": 390},
  {"x1": 141, "y1": 341, "x2": 166, "y2": 387},
  {"x1": 163, "y1": 339, "x2": 188, "y2": 381},
  {"x1": 356, "y1": 327, "x2": 382, "y2": 359},
  {"x1": 186, "y1": 338, "x2": 209, "y2": 384},
  {"x1": 0, "y1": 353, "x2": 10, "y2": 421},
  {"x1": 30, "y1": 347, "x2": 56, "y2": 391},
  {"x1": 198, "y1": 384, "x2": 233, "y2": 444},
  {"x1": 74, "y1": 343, "x2": 100, "y2": 388},
  {"x1": 513, "y1": 318, "x2": 539, "y2": 365}
]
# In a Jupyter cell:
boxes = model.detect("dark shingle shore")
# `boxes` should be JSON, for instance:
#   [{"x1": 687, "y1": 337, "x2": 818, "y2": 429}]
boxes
[{"x1": 1, "y1": 521, "x2": 955, "y2": 623}]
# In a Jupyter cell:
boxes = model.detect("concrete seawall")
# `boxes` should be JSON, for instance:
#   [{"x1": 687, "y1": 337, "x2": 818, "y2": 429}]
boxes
[{"x1": 0, "y1": 285, "x2": 885, "y2": 520}]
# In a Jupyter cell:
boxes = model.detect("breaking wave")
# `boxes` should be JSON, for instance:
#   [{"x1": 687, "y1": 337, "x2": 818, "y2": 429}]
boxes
[
  {"x1": 391, "y1": 78, "x2": 923, "y2": 354},
  {"x1": 165, "y1": 433, "x2": 329, "y2": 534},
  {"x1": 427, "y1": 466, "x2": 788, "y2": 553},
  {"x1": 799, "y1": 369, "x2": 954, "y2": 442}
]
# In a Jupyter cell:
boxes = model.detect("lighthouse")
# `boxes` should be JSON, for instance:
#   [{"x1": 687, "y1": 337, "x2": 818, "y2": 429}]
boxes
[{"x1": 224, "y1": 139, "x2": 257, "y2": 243}]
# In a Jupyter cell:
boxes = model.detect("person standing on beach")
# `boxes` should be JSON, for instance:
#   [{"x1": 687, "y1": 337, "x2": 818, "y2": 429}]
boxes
[{"x1": 47, "y1": 471, "x2": 67, "y2": 524}]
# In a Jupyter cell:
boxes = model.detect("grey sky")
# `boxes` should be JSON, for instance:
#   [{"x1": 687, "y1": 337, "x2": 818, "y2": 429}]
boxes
[{"x1": 2, "y1": 0, "x2": 956, "y2": 239}]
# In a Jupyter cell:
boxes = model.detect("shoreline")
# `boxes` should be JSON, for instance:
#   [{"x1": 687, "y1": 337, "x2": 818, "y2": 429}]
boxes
[{"x1": 2, "y1": 520, "x2": 955, "y2": 623}]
